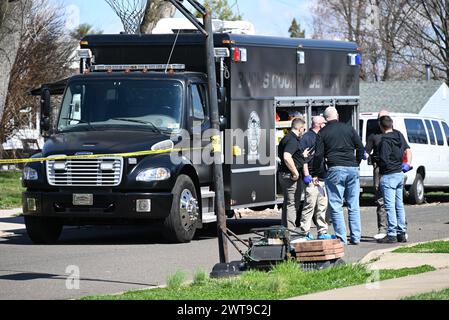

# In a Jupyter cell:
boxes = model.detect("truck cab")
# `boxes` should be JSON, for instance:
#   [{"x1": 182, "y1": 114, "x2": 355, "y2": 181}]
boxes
[{"x1": 24, "y1": 70, "x2": 218, "y2": 244}]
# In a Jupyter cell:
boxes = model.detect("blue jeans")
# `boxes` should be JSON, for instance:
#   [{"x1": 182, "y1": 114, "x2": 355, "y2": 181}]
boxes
[
  {"x1": 326, "y1": 167, "x2": 361, "y2": 244},
  {"x1": 380, "y1": 172, "x2": 407, "y2": 237}
]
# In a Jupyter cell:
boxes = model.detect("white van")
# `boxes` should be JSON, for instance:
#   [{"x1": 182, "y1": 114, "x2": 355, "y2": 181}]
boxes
[{"x1": 359, "y1": 113, "x2": 449, "y2": 204}]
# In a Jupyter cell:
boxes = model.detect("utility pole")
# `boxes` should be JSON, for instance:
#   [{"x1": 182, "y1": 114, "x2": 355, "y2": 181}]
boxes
[{"x1": 165, "y1": 0, "x2": 229, "y2": 263}]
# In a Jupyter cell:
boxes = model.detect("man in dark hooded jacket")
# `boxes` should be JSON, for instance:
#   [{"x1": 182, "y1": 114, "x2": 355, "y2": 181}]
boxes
[{"x1": 377, "y1": 116, "x2": 413, "y2": 244}]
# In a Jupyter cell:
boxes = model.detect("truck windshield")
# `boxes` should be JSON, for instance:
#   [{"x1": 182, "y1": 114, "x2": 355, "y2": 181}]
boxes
[{"x1": 58, "y1": 79, "x2": 183, "y2": 133}]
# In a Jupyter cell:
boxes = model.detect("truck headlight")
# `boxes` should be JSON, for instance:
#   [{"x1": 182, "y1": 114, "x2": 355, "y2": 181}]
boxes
[
  {"x1": 136, "y1": 168, "x2": 171, "y2": 182},
  {"x1": 23, "y1": 167, "x2": 38, "y2": 181}
]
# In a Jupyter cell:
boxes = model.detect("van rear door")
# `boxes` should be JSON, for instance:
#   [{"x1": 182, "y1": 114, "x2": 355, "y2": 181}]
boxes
[
  {"x1": 430, "y1": 120, "x2": 449, "y2": 186},
  {"x1": 359, "y1": 117, "x2": 378, "y2": 190},
  {"x1": 423, "y1": 119, "x2": 442, "y2": 186}
]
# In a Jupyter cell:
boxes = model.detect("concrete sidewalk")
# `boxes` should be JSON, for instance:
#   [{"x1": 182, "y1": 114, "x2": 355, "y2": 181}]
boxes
[
  {"x1": 0, "y1": 208, "x2": 22, "y2": 218},
  {"x1": 291, "y1": 240, "x2": 449, "y2": 300},
  {"x1": 291, "y1": 268, "x2": 449, "y2": 300},
  {"x1": 0, "y1": 208, "x2": 24, "y2": 237}
]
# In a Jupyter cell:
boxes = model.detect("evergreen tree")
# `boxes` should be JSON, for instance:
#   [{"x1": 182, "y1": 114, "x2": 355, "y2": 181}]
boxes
[
  {"x1": 288, "y1": 18, "x2": 305, "y2": 38},
  {"x1": 70, "y1": 23, "x2": 103, "y2": 41},
  {"x1": 197, "y1": 0, "x2": 242, "y2": 20}
]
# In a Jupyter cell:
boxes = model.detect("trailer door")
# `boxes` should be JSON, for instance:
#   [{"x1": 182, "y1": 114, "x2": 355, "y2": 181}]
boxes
[{"x1": 226, "y1": 99, "x2": 277, "y2": 210}]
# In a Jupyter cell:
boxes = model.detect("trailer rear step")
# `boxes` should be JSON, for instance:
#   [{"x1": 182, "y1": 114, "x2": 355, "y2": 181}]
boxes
[{"x1": 201, "y1": 187, "x2": 216, "y2": 224}]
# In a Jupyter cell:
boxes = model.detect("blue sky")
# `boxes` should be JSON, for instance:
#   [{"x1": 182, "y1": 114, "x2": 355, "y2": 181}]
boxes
[{"x1": 52, "y1": 0, "x2": 313, "y2": 37}]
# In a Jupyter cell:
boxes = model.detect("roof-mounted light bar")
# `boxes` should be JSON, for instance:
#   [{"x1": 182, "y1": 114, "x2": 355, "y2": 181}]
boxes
[{"x1": 91, "y1": 64, "x2": 186, "y2": 72}]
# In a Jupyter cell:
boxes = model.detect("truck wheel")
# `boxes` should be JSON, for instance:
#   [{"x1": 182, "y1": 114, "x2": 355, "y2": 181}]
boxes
[
  {"x1": 408, "y1": 173, "x2": 425, "y2": 205},
  {"x1": 163, "y1": 175, "x2": 199, "y2": 243},
  {"x1": 25, "y1": 216, "x2": 63, "y2": 244}
]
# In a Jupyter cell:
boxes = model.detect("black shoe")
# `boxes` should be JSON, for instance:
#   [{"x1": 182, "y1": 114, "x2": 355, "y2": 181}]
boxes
[
  {"x1": 397, "y1": 233, "x2": 408, "y2": 243},
  {"x1": 377, "y1": 235, "x2": 398, "y2": 244}
]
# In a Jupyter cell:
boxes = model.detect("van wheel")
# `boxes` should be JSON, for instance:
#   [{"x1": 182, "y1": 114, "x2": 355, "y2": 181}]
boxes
[
  {"x1": 409, "y1": 173, "x2": 425, "y2": 205},
  {"x1": 25, "y1": 216, "x2": 62, "y2": 244},
  {"x1": 163, "y1": 175, "x2": 199, "y2": 243}
]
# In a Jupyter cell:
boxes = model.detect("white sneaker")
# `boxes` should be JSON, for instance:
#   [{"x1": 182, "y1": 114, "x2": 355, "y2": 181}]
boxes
[{"x1": 374, "y1": 233, "x2": 387, "y2": 240}]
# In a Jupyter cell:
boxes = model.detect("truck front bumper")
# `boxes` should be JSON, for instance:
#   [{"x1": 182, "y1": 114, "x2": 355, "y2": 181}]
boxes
[{"x1": 22, "y1": 191, "x2": 173, "y2": 219}]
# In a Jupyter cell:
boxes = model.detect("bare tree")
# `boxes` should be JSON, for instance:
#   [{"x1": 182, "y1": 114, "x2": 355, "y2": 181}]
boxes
[
  {"x1": 365, "y1": 0, "x2": 416, "y2": 81},
  {"x1": 140, "y1": 0, "x2": 175, "y2": 33},
  {"x1": 0, "y1": 0, "x2": 74, "y2": 145},
  {"x1": 397, "y1": 0, "x2": 449, "y2": 84},
  {"x1": 311, "y1": 0, "x2": 418, "y2": 81},
  {"x1": 0, "y1": 0, "x2": 29, "y2": 133},
  {"x1": 105, "y1": 0, "x2": 176, "y2": 34},
  {"x1": 312, "y1": 0, "x2": 369, "y2": 42},
  {"x1": 311, "y1": 0, "x2": 369, "y2": 79}
]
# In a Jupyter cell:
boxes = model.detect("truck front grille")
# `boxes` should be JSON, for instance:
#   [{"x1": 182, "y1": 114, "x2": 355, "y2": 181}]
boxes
[{"x1": 46, "y1": 157, "x2": 124, "y2": 187}]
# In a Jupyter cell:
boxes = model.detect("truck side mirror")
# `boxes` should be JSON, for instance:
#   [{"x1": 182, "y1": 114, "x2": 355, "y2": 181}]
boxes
[
  {"x1": 40, "y1": 117, "x2": 51, "y2": 133},
  {"x1": 41, "y1": 88, "x2": 51, "y2": 117},
  {"x1": 40, "y1": 88, "x2": 51, "y2": 132}
]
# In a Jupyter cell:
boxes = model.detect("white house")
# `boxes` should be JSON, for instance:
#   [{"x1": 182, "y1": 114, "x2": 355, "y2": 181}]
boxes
[
  {"x1": 2, "y1": 110, "x2": 43, "y2": 151},
  {"x1": 360, "y1": 80, "x2": 449, "y2": 117},
  {"x1": 419, "y1": 83, "x2": 449, "y2": 123}
]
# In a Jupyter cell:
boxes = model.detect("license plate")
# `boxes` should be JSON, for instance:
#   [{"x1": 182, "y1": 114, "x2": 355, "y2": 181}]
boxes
[{"x1": 73, "y1": 194, "x2": 93, "y2": 206}]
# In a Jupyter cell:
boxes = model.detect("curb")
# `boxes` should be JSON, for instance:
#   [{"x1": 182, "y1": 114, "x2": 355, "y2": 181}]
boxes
[
  {"x1": 0, "y1": 208, "x2": 22, "y2": 218},
  {"x1": 359, "y1": 237, "x2": 449, "y2": 265}
]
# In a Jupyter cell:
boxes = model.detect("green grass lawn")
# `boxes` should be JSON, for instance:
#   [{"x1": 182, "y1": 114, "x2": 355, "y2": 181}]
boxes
[
  {"x1": 393, "y1": 241, "x2": 449, "y2": 254},
  {"x1": 82, "y1": 262, "x2": 436, "y2": 300},
  {"x1": 0, "y1": 171, "x2": 23, "y2": 209},
  {"x1": 403, "y1": 288, "x2": 449, "y2": 300}
]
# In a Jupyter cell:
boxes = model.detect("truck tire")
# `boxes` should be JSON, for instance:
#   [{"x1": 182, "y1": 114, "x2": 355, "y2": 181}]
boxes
[
  {"x1": 408, "y1": 173, "x2": 425, "y2": 205},
  {"x1": 163, "y1": 175, "x2": 199, "y2": 243},
  {"x1": 25, "y1": 216, "x2": 63, "y2": 244}
]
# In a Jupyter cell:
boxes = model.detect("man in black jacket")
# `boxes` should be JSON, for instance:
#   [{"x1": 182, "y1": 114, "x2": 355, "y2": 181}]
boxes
[
  {"x1": 377, "y1": 116, "x2": 412, "y2": 244},
  {"x1": 278, "y1": 118, "x2": 307, "y2": 231},
  {"x1": 313, "y1": 107, "x2": 365, "y2": 245},
  {"x1": 366, "y1": 110, "x2": 391, "y2": 240}
]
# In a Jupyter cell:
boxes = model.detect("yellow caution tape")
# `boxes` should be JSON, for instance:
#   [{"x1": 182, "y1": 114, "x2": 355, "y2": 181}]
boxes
[
  {"x1": 0, "y1": 147, "x2": 203, "y2": 165},
  {"x1": 211, "y1": 135, "x2": 222, "y2": 154}
]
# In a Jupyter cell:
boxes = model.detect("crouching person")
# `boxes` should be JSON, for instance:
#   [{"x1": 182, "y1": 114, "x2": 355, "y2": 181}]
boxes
[{"x1": 377, "y1": 116, "x2": 413, "y2": 244}]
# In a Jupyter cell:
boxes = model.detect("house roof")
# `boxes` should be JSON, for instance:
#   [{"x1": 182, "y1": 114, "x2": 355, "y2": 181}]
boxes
[{"x1": 360, "y1": 80, "x2": 443, "y2": 114}]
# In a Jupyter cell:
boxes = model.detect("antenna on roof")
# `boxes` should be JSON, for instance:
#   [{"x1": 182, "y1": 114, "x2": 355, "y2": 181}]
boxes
[{"x1": 165, "y1": 29, "x2": 181, "y2": 73}]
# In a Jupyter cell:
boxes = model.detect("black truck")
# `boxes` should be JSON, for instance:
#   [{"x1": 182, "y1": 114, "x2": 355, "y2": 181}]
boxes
[{"x1": 23, "y1": 33, "x2": 360, "y2": 244}]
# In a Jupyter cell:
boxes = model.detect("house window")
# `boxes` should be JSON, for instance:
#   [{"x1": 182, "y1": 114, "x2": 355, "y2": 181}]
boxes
[{"x1": 405, "y1": 119, "x2": 428, "y2": 144}]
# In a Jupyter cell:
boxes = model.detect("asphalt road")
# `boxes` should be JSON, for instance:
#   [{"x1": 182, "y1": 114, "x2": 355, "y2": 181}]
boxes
[{"x1": 0, "y1": 197, "x2": 448, "y2": 300}]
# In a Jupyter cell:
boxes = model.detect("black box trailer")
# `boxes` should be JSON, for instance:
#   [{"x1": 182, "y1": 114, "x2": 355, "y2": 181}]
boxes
[{"x1": 23, "y1": 33, "x2": 360, "y2": 244}]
